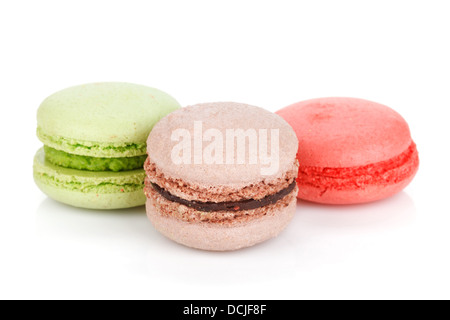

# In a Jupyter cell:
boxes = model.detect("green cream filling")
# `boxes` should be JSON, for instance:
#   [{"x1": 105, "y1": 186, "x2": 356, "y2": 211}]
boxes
[
  {"x1": 34, "y1": 172, "x2": 143, "y2": 193},
  {"x1": 44, "y1": 146, "x2": 147, "y2": 172}
]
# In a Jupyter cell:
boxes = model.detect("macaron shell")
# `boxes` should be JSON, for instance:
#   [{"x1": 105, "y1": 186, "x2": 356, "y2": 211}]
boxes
[
  {"x1": 37, "y1": 128, "x2": 147, "y2": 158},
  {"x1": 37, "y1": 82, "x2": 180, "y2": 156},
  {"x1": 299, "y1": 171, "x2": 417, "y2": 204},
  {"x1": 277, "y1": 97, "x2": 412, "y2": 167},
  {"x1": 33, "y1": 148, "x2": 146, "y2": 209},
  {"x1": 145, "y1": 194, "x2": 296, "y2": 251},
  {"x1": 34, "y1": 178, "x2": 145, "y2": 209},
  {"x1": 298, "y1": 142, "x2": 419, "y2": 204},
  {"x1": 147, "y1": 102, "x2": 298, "y2": 187},
  {"x1": 277, "y1": 97, "x2": 419, "y2": 204}
]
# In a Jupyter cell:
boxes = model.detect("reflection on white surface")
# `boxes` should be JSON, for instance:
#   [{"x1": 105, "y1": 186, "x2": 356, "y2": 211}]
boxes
[
  {"x1": 285, "y1": 192, "x2": 417, "y2": 271},
  {"x1": 36, "y1": 199, "x2": 149, "y2": 239},
  {"x1": 146, "y1": 192, "x2": 416, "y2": 284},
  {"x1": 35, "y1": 191, "x2": 416, "y2": 287},
  {"x1": 297, "y1": 191, "x2": 416, "y2": 231}
]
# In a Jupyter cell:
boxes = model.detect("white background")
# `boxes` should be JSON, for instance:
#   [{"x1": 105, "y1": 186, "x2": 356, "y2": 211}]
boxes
[{"x1": 1, "y1": 0, "x2": 449, "y2": 300}]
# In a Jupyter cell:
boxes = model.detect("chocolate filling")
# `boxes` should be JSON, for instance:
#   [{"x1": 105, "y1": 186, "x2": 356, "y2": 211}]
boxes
[{"x1": 152, "y1": 181, "x2": 297, "y2": 212}]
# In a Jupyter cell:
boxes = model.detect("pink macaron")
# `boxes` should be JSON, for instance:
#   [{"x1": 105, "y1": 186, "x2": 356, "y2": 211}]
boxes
[
  {"x1": 276, "y1": 97, "x2": 419, "y2": 204},
  {"x1": 144, "y1": 102, "x2": 299, "y2": 251}
]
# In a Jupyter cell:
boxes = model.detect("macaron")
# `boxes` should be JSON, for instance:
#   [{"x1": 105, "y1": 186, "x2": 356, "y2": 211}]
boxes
[
  {"x1": 34, "y1": 82, "x2": 180, "y2": 209},
  {"x1": 144, "y1": 102, "x2": 299, "y2": 251},
  {"x1": 276, "y1": 97, "x2": 419, "y2": 204}
]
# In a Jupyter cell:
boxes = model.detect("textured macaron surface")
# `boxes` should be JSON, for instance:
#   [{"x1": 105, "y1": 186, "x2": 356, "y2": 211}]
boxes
[
  {"x1": 145, "y1": 177, "x2": 297, "y2": 225},
  {"x1": 34, "y1": 147, "x2": 147, "y2": 209},
  {"x1": 147, "y1": 102, "x2": 299, "y2": 188},
  {"x1": 144, "y1": 102, "x2": 299, "y2": 250},
  {"x1": 298, "y1": 142, "x2": 418, "y2": 191},
  {"x1": 34, "y1": 82, "x2": 180, "y2": 209},
  {"x1": 37, "y1": 82, "x2": 181, "y2": 157},
  {"x1": 277, "y1": 97, "x2": 413, "y2": 167},
  {"x1": 277, "y1": 97, "x2": 419, "y2": 204},
  {"x1": 146, "y1": 194, "x2": 297, "y2": 251},
  {"x1": 34, "y1": 148, "x2": 145, "y2": 194}
]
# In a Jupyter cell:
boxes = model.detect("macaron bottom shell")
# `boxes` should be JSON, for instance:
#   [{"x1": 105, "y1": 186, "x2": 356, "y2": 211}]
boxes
[
  {"x1": 298, "y1": 142, "x2": 419, "y2": 204},
  {"x1": 33, "y1": 148, "x2": 146, "y2": 209},
  {"x1": 146, "y1": 191, "x2": 297, "y2": 251},
  {"x1": 34, "y1": 178, "x2": 146, "y2": 209},
  {"x1": 298, "y1": 173, "x2": 417, "y2": 205}
]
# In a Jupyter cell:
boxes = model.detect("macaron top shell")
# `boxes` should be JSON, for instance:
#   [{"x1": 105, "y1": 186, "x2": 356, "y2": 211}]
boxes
[
  {"x1": 147, "y1": 102, "x2": 298, "y2": 187},
  {"x1": 37, "y1": 82, "x2": 180, "y2": 157},
  {"x1": 277, "y1": 97, "x2": 413, "y2": 167}
]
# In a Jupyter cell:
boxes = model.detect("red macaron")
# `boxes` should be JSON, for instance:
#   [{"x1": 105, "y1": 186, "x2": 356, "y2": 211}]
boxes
[{"x1": 276, "y1": 97, "x2": 419, "y2": 204}]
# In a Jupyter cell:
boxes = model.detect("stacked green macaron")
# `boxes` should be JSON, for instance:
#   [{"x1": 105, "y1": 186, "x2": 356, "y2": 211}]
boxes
[{"x1": 33, "y1": 82, "x2": 180, "y2": 209}]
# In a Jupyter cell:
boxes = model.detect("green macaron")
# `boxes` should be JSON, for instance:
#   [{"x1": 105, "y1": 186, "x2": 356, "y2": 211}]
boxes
[{"x1": 33, "y1": 82, "x2": 180, "y2": 209}]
